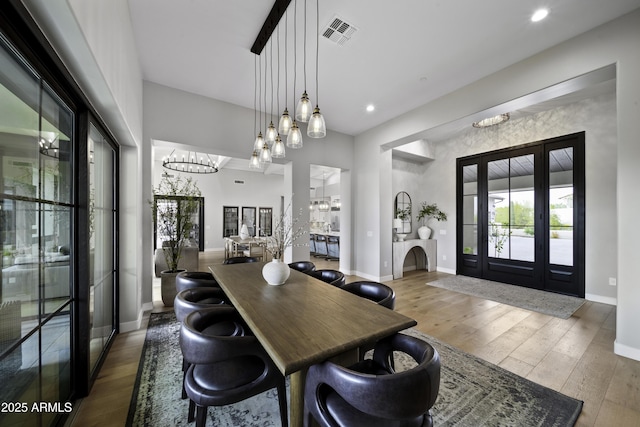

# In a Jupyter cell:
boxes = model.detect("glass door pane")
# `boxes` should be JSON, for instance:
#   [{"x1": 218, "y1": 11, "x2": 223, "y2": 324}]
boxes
[
  {"x1": 88, "y1": 122, "x2": 115, "y2": 374},
  {"x1": 462, "y1": 164, "x2": 478, "y2": 255},
  {"x1": 487, "y1": 154, "x2": 535, "y2": 261},
  {"x1": 549, "y1": 147, "x2": 574, "y2": 266}
]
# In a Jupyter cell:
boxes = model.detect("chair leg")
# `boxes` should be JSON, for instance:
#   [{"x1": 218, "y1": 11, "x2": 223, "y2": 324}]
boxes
[
  {"x1": 276, "y1": 380, "x2": 288, "y2": 427},
  {"x1": 182, "y1": 359, "x2": 189, "y2": 399},
  {"x1": 195, "y1": 404, "x2": 208, "y2": 427},
  {"x1": 188, "y1": 399, "x2": 196, "y2": 423}
]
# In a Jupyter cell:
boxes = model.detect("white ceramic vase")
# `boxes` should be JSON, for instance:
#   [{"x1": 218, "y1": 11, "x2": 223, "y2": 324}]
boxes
[
  {"x1": 396, "y1": 233, "x2": 408, "y2": 242},
  {"x1": 262, "y1": 258, "x2": 290, "y2": 286},
  {"x1": 240, "y1": 224, "x2": 250, "y2": 240},
  {"x1": 418, "y1": 226, "x2": 432, "y2": 240}
]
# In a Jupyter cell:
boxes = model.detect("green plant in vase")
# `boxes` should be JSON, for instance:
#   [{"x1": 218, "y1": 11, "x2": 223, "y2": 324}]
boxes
[{"x1": 416, "y1": 202, "x2": 447, "y2": 239}]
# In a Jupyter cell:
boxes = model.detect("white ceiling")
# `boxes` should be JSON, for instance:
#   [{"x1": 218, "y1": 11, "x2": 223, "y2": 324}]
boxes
[{"x1": 131, "y1": 0, "x2": 638, "y2": 172}]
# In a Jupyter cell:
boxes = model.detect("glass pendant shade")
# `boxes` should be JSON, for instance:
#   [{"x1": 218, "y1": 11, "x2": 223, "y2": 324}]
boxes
[
  {"x1": 249, "y1": 150, "x2": 261, "y2": 169},
  {"x1": 265, "y1": 121, "x2": 277, "y2": 145},
  {"x1": 272, "y1": 135, "x2": 286, "y2": 158},
  {"x1": 318, "y1": 199, "x2": 330, "y2": 212},
  {"x1": 278, "y1": 108, "x2": 293, "y2": 135},
  {"x1": 307, "y1": 106, "x2": 326, "y2": 138},
  {"x1": 295, "y1": 91, "x2": 312, "y2": 122},
  {"x1": 259, "y1": 141, "x2": 272, "y2": 164},
  {"x1": 253, "y1": 131, "x2": 264, "y2": 151},
  {"x1": 286, "y1": 121, "x2": 303, "y2": 148}
]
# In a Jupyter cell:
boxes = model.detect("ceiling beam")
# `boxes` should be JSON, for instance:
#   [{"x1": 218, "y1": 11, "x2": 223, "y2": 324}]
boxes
[{"x1": 250, "y1": 0, "x2": 292, "y2": 55}]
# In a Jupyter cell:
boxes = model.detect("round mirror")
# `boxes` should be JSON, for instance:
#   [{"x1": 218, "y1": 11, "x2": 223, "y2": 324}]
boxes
[{"x1": 394, "y1": 191, "x2": 412, "y2": 235}]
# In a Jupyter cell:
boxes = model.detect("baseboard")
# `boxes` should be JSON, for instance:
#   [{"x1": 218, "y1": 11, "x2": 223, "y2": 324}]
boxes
[
  {"x1": 585, "y1": 293, "x2": 617, "y2": 306},
  {"x1": 353, "y1": 270, "x2": 382, "y2": 282},
  {"x1": 119, "y1": 304, "x2": 151, "y2": 333},
  {"x1": 380, "y1": 274, "x2": 394, "y2": 282},
  {"x1": 437, "y1": 266, "x2": 456, "y2": 275},
  {"x1": 614, "y1": 340, "x2": 640, "y2": 362}
]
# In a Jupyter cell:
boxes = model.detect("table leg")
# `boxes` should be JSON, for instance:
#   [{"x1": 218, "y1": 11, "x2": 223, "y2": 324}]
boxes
[
  {"x1": 290, "y1": 349, "x2": 359, "y2": 427},
  {"x1": 290, "y1": 368, "x2": 307, "y2": 427}
]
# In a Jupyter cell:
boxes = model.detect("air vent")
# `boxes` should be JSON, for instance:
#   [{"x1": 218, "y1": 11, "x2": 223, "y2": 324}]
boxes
[
  {"x1": 322, "y1": 15, "x2": 358, "y2": 46},
  {"x1": 234, "y1": 180, "x2": 245, "y2": 184}
]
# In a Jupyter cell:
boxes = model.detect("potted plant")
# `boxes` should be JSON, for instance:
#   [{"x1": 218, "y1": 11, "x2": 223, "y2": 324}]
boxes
[
  {"x1": 150, "y1": 175, "x2": 201, "y2": 306},
  {"x1": 416, "y1": 202, "x2": 447, "y2": 239}
]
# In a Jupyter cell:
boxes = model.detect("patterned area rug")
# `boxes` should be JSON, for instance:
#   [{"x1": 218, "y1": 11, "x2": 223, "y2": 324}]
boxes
[
  {"x1": 427, "y1": 275, "x2": 585, "y2": 319},
  {"x1": 126, "y1": 311, "x2": 583, "y2": 426}
]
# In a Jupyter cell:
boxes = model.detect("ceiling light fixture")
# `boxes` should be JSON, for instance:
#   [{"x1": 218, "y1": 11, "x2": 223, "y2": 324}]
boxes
[
  {"x1": 318, "y1": 172, "x2": 330, "y2": 212},
  {"x1": 366, "y1": 104, "x2": 375, "y2": 112},
  {"x1": 287, "y1": 0, "x2": 303, "y2": 148},
  {"x1": 260, "y1": 40, "x2": 273, "y2": 164},
  {"x1": 39, "y1": 134, "x2": 60, "y2": 159},
  {"x1": 472, "y1": 113, "x2": 510, "y2": 128},
  {"x1": 295, "y1": 0, "x2": 312, "y2": 122},
  {"x1": 250, "y1": 55, "x2": 263, "y2": 168},
  {"x1": 163, "y1": 150, "x2": 219, "y2": 174},
  {"x1": 278, "y1": 8, "x2": 293, "y2": 136},
  {"x1": 273, "y1": 24, "x2": 286, "y2": 158},
  {"x1": 531, "y1": 8, "x2": 549, "y2": 22},
  {"x1": 307, "y1": 0, "x2": 326, "y2": 138}
]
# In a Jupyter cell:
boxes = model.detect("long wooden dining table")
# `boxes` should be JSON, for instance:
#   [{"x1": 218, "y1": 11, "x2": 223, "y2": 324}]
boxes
[{"x1": 208, "y1": 262, "x2": 417, "y2": 427}]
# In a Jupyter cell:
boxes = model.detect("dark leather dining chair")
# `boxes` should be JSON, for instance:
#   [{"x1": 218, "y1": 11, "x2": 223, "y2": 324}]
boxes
[
  {"x1": 174, "y1": 287, "x2": 228, "y2": 399},
  {"x1": 176, "y1": 271, "x2": 220, "y2": 293},
  {"x1": 289, "y1": 261, "x2": 316, "y2": 274},
  {"x1": 174, "y1": 287, "x2": 227, "y2": 323},
  {"x1": 223, "y1": 256, "x2": 260, "y2": 264},
  {"x1": 303, "y1": 333, "x2": 441, "y2": 427},
  {"x1": 310, "y1": 269, "x2": 345, "y2": 288},
  {"x1": 180, "y1": 306, "x2": 288, "y2": 427},
  {"x1": 341, "y1": 281, "x2": 396, "y2": 309}
]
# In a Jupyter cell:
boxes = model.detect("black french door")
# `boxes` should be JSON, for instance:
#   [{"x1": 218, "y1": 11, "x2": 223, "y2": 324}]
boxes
[{"x1": 457, "y1": 133, "x2": 585, "y2": 297}]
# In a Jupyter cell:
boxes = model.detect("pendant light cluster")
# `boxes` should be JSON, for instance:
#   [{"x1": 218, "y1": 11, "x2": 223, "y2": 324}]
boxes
[{"x1": 249, "y1": 0, "x2": 326, "y2": 168}]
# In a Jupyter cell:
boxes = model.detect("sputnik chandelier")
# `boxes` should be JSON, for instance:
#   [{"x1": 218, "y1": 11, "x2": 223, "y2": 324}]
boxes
[
  {"x1": 249, "y1": 0, "x2": 327, "y2": 168},
  {"x1": 162, "y1": 150, "x2": 219, "y2": 174}
]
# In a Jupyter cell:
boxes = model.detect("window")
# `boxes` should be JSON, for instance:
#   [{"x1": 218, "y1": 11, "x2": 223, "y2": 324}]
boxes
[{"x1": 1, "y1": 33, "x2": 73, "y2": 426}]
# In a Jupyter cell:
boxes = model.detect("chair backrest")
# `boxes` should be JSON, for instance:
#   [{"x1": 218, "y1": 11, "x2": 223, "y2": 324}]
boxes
[
  {"x1": 223, "y1": 256, "x2": 260, "y2": 264},
  {"x1": 289, "y1": 261, "x2": 316, "y2": 274},
  {"x1": 341, "y1": 281, "x2": 396, "y2": 309},
  {"x1": 180, "y1": 307, "x2": 260, "y2": 366},
  {"x1": 305, "y1": 333, "x2": 440, "y2": 423},
  {"x1": 174, "y1": 287, "x2": 227, "y2": 322},
  {"x1": 176, "y1": 271, "x2": 219, "y2": 293},
  {"x1": 311, "y1": 269, "x2": 345, "y2": 287}
]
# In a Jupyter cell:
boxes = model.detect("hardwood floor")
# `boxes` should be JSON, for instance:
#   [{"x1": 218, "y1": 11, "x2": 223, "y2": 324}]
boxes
[{"x1": 67, "y1": 253, "x2": 640, "y2": 426}]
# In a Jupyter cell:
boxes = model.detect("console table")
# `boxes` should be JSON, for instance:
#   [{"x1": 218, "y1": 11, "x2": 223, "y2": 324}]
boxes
[{"x1": 392, "y1": 239, "x2": 437, "y2": 279}]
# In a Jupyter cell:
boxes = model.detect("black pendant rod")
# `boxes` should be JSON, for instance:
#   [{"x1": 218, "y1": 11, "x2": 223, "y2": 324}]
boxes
[{"x1": 251, "y1": 0, "x2": 292, "y2": 55}]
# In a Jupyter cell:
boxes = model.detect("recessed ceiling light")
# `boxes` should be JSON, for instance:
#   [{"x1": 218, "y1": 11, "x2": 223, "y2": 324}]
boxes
[
  {"x1": 366, "y1": 104, "x2": 375, "y2": 112},
  {"x1": 531, "y1": 8, "x2": 549, "y2": 22}
]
